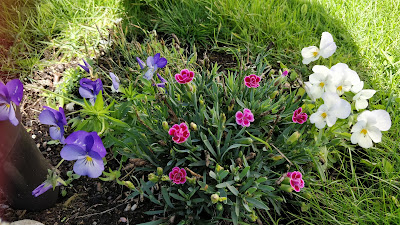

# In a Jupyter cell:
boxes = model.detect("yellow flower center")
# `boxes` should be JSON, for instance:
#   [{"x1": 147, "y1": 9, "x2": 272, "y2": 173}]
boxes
[
  {"x1": 321, "y1": 112, "x2": 327, "y2": 118},
  {"x1": 319, "y1": 82, "x2": 325, "y2": 88},
  {"x1": 6, "y1": 103, "x2": 10, "y2": 108},
  {"x1": 337, "y1": 86, "x2": 343, "y2": 92},
  {"x1": 86, "y1": 156, "x2": 93, "y2": 162},
  {"x1": 360, "y1": 129, "x2": 367, "y2": 135},
  {"x1": 313, "y1": 51, "x2": 318, "y2": 57}
]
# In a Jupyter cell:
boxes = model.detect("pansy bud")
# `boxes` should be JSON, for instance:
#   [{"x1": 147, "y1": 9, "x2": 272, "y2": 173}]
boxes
[
  {"x1": 280, "y1": 184, "x2": 293, "y2": 193},
  {"x1": 148, "y1": 173, "x2": 159, "y2": 183},
  {"x1": 237, "y1": 138, "x2": 253, "y2": 144},
  {"x1": 238, "y1": 151, "x2": 243, "y2": 158},
  {"x1": 287, "y1": 131, "x2": 301, "y2": 144},
  {"x1": 211, "y1": 194, "x2": 220, "y2": 204},
  {"x1": 186, "y1": 176, "x2": 196, "y2": 185},
  {"x1": 190, "y1": 122, "x2": 198, "y2": 131},
  {"x1": 162, "y1": 121, "x2": 169, "y2": 131},
  {"x1": 157, "y1": 167, "x2": 163, "y2": 176}
]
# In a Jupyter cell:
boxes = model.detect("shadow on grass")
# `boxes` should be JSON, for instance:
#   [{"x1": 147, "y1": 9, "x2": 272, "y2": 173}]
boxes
[{"x1": 121, "y1": 0, "x2": 361, "y2": 76}]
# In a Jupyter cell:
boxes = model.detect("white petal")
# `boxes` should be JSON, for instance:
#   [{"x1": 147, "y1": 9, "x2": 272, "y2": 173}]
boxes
[
  {"x1": 351, "y1": 132, "x2": 360, "y2": 144},
  {"x1": 310, "y1": 85, "x2": 324, "y2": 99},
  {"x1": 321, "y1": 92, "x2": 340, "y2": 108},
  {"x1": 355, "y1": 99, "x2": 368, "y2": 111},
  {"x1": 351, "y1": 81, "x2": 364, "y2": 93},
  {"x1": 351, "y1": 120, "x2": 366, "y2": 133},
  {"x1": 326, "y1": 114, "x2": 337, "y2": 127},
  {"x1": 357, "y1": 110, "x2": 371, "y2": 122},
  {"x1": 301, "y1": 46, "x2": 320, "y2": 64},
  {"x1": 312, "y1": 65, "x2": 331, "y2": 75},
  {"x1": 319, "y1": 32, "x2": 337, "y2": 58},
  {"x1": 367, "y1": 126, "x2": 382, "y2": 143},
  {"x1": 357, "y1": 134, "x2": 373, "y2": 148},
  {"x1": 369, "y1": 110, "x2": 391, "y2": 131},
  {"x1": 310, "y1": 112, "x2": 326, "y2": 129},
  {"x1": 359, "y1": 89, "x2": 376, "y2": 100},
  {"x1": 333, "y1": 99, "x2": 351, "y2": 119},
  {"x1": 304, "y1": 82, "x2": 317, "y2": 101}
]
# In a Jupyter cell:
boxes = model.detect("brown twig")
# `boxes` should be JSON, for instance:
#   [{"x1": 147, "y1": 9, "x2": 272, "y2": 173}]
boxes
[
  {"x1": 185, "y1": 167, "x2": 203, "y2": 179},
  {"x1": 270, "y1": 143, "x2": 293, "y2": 166}
]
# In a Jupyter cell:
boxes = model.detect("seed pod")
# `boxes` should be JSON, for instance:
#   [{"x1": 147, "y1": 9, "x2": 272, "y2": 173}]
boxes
[
  {"x1": 216, "y1": 203, "x2": 224, "y2": 211},
  {"x1": 162, "y1": 121, "x2": 169, "y2": 131},
  {"x1": 190, "y1": 122, "x2": 198, "y2": 131},
  {"x1": 287, "y1": 131, "x2": 301, "y2": 144},
  {"x1": 157, "y1": 167, "x2": 163, "y2": 176},
  {"x1": 211, "y1": 194, "x2": 219, "y2": 204}
]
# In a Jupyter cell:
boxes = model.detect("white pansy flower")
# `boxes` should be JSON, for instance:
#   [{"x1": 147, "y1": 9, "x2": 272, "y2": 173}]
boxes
[
  {"x1": 351, "y1": 110, "x2": 391, "y2": 148},
  {"x1": 330, "y1": 63, "x2": 361, "y2": 96},
  {"x1": 301, "y1": 32, "x2": 337, "y2": 64},
  {"x1": 310, "y1": 92, "x2": 351, "y2": 129},
  {"x1": 307, "y1": 65, "x2": 335, "y2": 99},
  {"x1": 353, "y1": 89, "x2": 376, "y2": 111},
  {"x1": 304, "y1": 81, "x2": 317, "y2": 101},
  {"x1": 351, "y1": 81, "x2": 364, "y2": 93}
]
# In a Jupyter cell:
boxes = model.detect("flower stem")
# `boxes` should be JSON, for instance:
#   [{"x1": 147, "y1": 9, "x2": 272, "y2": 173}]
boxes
[{"x1": 55, "y1": 159, "x2": 65, "y2": 169}]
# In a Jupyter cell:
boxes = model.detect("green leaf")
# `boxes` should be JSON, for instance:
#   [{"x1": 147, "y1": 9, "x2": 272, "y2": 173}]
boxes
[
  {"x1": 227, "y1": 184, "x2": 239, "y2": 196},
  {"x1": 256, "y1": 177, "x2": 267, "y2": 183},
  {"x1": 170, "y1": 193, "x2": 185, "y2": 201},
  {"x1": 161, "y1": 186, "x2": 174, "y2": 208},
  {"x1": 231, "y1": 204, "x2": 239, "y2": 225},
  {"x1": 219, "y1": 170, "x2": 230, "y2": 180},
  {"x1": 104, "y1": 115, "x2": 130, "y2": 128},
  {"x1": 216, "y1": 181, "x2": 235, "y2": 188},
  {"x1": 200, "y1": 132, "x2": 217, "y2": 158},
  {"x1": 94, "y1": 91, "x2": 104, "y2": 111},
  {"x1": 239, "y1": 166, "x2": 250, "y2": 180},
  {"x1": 246, "y1": 197, "x2": 269, "y2": 210}
]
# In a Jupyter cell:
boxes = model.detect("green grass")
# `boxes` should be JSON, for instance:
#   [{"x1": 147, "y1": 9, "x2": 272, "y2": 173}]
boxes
[{"x1": 2, "y1": 0, "x2": 400, "y2": 224}]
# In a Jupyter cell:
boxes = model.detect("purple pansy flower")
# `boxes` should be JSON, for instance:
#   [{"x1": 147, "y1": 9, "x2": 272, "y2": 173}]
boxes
[
  {"x1": 78, "y1": 59, "x2": 92, "y2": 74},
  {"x1": 39, "y1": 106, "x2": 67, "y2": 143},
  {"x1": 137, "y1": 53, "x2": 167, "y2": 80},
  {"x1": 109, "y1": 72, "x2": 120, "y2": 92},
  {"x1": 79, "y1": 78, "x2": 103, "y2": 105},
  {"x1": 0, "y1": 79, "x2": 23, "y2": 126},
  {"x1": 60, "y1": 131, "x2": 106, "y2": 178},
  {"x1": 32, "y1": 181, "x2": 61, "y2": 197}
]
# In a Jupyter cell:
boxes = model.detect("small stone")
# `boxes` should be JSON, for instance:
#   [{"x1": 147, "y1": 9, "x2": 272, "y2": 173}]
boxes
[
  {"x1": 118, "y1": 217, "x2": 127, "y2": 223},
  {"x1": 47, "y1": 147, "x2": 51, "y2": 151},
  {"x1": 124, "y1": 204, "x2": 131, "y2": 212},
  {"x1": 31, "y1": 134, "x2": 36, "y2": 139},
  {"x1": 10, "y1": 220, "x2": 44, "y2": 225},
  {"x1": 36, "y1": 143, "x2": 40, "y2": 148},
  {"x1": 92, "y1": 222, "x2": 97, "y2": 225},
  {"x1": 42, "y1": 142, "x2": 47, "y2": 148},
  {"x1": 131, "y1": 204, "x2": 137, "y2": 211}
]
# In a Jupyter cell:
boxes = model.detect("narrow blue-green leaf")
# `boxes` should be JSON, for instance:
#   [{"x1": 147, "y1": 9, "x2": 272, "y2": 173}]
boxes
[
  {"x1": 161, "y1": 186, "x2": 174, "y2": 208},
  {"x1": 246, "y1": 197, "x2": 269, "y2": 210},
  {"x1": 227, "y1": 184, "x2": 239, "y2": 196}
]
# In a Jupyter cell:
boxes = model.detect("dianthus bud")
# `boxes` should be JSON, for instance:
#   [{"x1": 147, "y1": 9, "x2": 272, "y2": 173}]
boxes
[
  {"x1": 215, "y1": 164, "x2": 223, "y2": 173},
  {"x1": 161, "y1": 175, "x2": 170, "y2": 181},
  {"x1": 190, "y1": 122, "x2": 198, "y2": 131},
  {"x1": 221, "y1": 113, "x2": 226, "y2": 124},
  {"x1": 162, "y1": 121, "x2": 169, "y2": 131},
  {"x1": 211, "y1": 194, "x2": 220, "y2": 204},
  {"x1": 157, "y1": 167, "x2": 163, "y2": 176},
  {"x1": 280, "y1": 184, "x2": 293, "y2": 193},
  {"x1": 148, "y1": 173, "x2": 159, "y2": 183},
  {"x1": 270, "y1": 90, "x2": 279, "y2": 99},
  {"x1": 124, "y1": 181, "x2": 135, "y2": 189},
  {"x1": 216, "y1": 203, "x2": 223, "y2": 211},
  {"x1": 287, "y1": 131, "x2": 301, "y2": 144},
  {"x1": 271, "y1": 155, "x2": 283, "y2": 161},
  {"x1": 186, "y1": 176, "x2": 197, "y2": 185},
  {"x1": 218, "y1": 197, "x2": 227, "y2": 202},
  {"x1": 237, "y1": 137, "x2": 253, "y2": 144}
]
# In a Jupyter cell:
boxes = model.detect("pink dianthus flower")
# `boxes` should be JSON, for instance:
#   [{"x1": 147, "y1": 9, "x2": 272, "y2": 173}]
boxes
[
  {"x1": 244, "y1": 74, "x2": 261, "y2": 88},
  {"x1": 169, "y1": 167, "x2": 187, "y2": 184},
  {"x1": 175, "y1": 69, "x2": 194, "y2": 84},
  {"x1": 168, "y1": 122, "x2": 190, "y2": 143},
  {"x1": 287, "y1": 171, "x2": 305, "y2": 192},
  {"x1": 236, "y1": 108, "x2": 254, "y2": 127},
  {"x1": 292, "y1": 107, "x2": 308, "y2": 124}
]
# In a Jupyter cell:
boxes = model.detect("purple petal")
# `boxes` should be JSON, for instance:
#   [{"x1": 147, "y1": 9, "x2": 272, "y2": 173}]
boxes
[
  {"x1": 79, "y1": 87, "x2": 95, "y2": 99},
  {"x1": 156, "y1": 83, "x2": 166, "y2": 88},
  {"x1": 144, "y1": 68, "x2": 155, "y2": 80},
  {"x1": 8, "y1": 104, "x2": 18, "y2": 126},
  {"x1": 156, "y1": 58, "x2": 167, "y2": 68},
  {"x1": 136, "y1": 57, "x2": 146, "y2": 69},
  {"x1": 153, "y1": 53, "x2": 160, "y2": 63},
  {"x1": 60, "y1": 144, "x2": 86, "y2": 160},
  {"x1": 78, "y1": 59, "x2": 91, "y2": 73},
  {"x1": 32, "y1": 181, "x2": 61, "y2": 197},
  {"x1": 73, "y1": 155, "x2": 104, "y2": 178},
  {"x1": 89, "y1": 132, "x2": 106, "y2": 157},
  {"x1": 49, "y1": 126, "x2": 63, "y2": 141},
  {"x1": 93, "y1": 79, "x2": 103, "y2": 95},
  {"x1": 80, "y1": 78, "x2": 95, "y2": 90},
  {"x1": 157, "y1": 73, "x2": 167, "y2": 83},
  {"x1": 84, "y1": 134, "x2": 94, "y2": 152},
  {"x1": 64, "y1": 130, "x2": 90, "y2": 148},
  {"x1": 146, "y1": 56, "x2": 155, "y2": 67},
  {"x1": 6, "y1": 79, "x2": 23, "y2": 105},
  {"x1": 39, "y1": 109, "x2": 57, "y2": 126},
  {"x1": 58, "y1": 107, "x2": 67, "y2": 125},
  {"x1": 0, "y1": 81, "x2": 10, "y2": 100},
  {"x1": 110, "y1": 72, "x2": 120, "y2": 90},
  {"x1": 0, "y1": 104, "x2": 10, "y2": 121}
]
